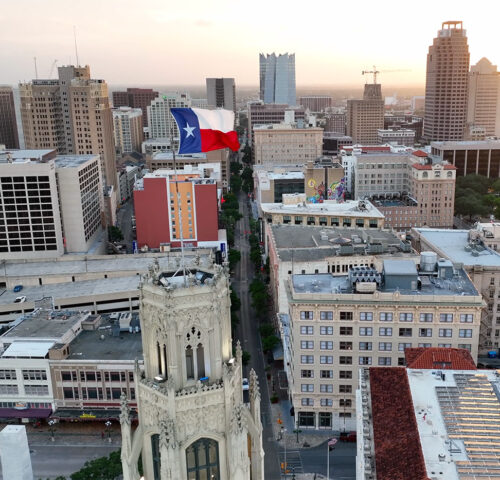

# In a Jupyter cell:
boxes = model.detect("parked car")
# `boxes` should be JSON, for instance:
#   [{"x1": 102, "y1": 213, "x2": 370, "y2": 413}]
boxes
[
  {"x1": 13, "y1": 285, "x2": 23, "y2": 293},
  {"x1": 242, "y1": 378, "x2": 249, "y2": 391},
  {"x1": 339, "y1": 431, "x2": 356, "y2": 442},
  {"x1": 14, "y1": 296, "x2": 26, "y2": 303}
]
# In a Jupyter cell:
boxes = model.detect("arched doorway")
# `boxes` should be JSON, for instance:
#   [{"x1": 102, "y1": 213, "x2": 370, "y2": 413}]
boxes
[{"x1": 186, "y1": 438, "x2": 220, "y2": 480}]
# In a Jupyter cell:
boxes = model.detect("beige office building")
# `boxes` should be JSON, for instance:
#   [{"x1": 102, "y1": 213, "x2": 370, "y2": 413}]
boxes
[
  {"x1": 424, "y1": 22, "x2": 470, "y2": 141},
  {"x1": 467, "y1": 58, "x2": 500, "y2": 137},
  {"x1": 112, "y1": 107, "x2": 143, "y2": 154},
  {"x1": 284, "y1": 258, "x2": 483, "y2": 431},
  {"x1": 346, "y1": 84, "x2": 384, "y2": 144},
  {"x1": 19, "y1": 66, "x2": 117, "y2": 191},
  {"x1": 253, "y1": 124, "x2": 323, "y2": 166}
]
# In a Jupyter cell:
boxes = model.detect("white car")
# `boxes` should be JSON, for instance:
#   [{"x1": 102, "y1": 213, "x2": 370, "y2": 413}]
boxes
[
  {"x1": 242, "y1": 378, "x2": 249, "y2": 391},
  {"x1": 14, "y1": 296, "x2": 26, "y2": 303}
]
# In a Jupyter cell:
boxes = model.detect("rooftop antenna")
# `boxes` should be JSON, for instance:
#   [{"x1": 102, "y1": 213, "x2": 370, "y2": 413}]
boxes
[
  {"x1": 33, "y1": 57, "x2": 38, "y2": 79},
  {"x1": 73, "y1": 26, "x2": 80, "y2": 66}
]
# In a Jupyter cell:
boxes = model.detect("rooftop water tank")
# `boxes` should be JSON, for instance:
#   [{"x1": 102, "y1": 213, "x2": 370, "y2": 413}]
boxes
[{"x1": 420, "y1": 251, "x2": 437, "y2": 272}]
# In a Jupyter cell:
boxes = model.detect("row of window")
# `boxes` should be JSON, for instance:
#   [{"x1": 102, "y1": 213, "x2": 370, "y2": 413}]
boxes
[
  {"x1": 0, "y1": 384, "x2": 48, "y2": 395},
  {"x1": 60, "y1": 370, "x2": 133, "y2": 383},
  {"x1": 300, "y1": 327, "x2": 473, "y2": 340},
  {"x1": 0, "y1": 369, "x2": 47, "y2": 381},
  {"x1": 297, "y1": 411, "x2": 350, "y2": 428},
  {"x1": 301, "y1": 398, "x2": 352, "y2": 407},
  {"x1": 299, "y1": 311, "x2": 474, "y2": 323},
  {"x1": 63, "y1": 386, "x2": 134, "y2": 400}
]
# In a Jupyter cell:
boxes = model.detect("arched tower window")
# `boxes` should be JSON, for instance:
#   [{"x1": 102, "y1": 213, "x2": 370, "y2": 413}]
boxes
[
  {"x1": 186, "y1": 345, "x2": 194, "y2": 379},
  {"x1": 151, "y1": 434, "x2": 161, "y2": 480},
  {"x1": 186, "y1": 438, "x2": 219, "y2": 480},
  {"x1": 197, "y1": 343, "x2": 205, "y2": 378}
]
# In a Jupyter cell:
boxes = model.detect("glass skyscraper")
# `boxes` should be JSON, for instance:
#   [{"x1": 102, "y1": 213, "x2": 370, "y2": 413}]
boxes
[{"x1": 259, "y1": 53, "x2": 296, "y2": 106}]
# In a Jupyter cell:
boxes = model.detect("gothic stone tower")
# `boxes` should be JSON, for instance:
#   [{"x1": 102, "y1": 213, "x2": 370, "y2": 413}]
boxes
[{"x1": 120, "y1": 259, "x2": 264, "y2": 480}]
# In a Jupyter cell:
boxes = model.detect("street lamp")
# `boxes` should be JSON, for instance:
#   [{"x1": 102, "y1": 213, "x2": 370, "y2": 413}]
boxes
[
  {"x1": 105, "y1": 420, "x2": 112, "y2": 443},
  {"x1": 292, "y1": 428, "x2": 302, "y2": 444},
  {"x1": 48, "y1": 419, "x2": 56, "y2": 442}
]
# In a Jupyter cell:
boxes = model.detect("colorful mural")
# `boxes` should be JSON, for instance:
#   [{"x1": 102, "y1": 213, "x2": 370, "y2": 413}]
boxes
[{"x1": 307, "y1": 177, "x2": 346, "y2": 203}]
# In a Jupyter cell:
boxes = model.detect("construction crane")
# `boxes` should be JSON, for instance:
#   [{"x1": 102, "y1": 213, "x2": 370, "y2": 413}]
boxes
[
  {"x1": 49, "y1": 60, "x2": 58, "y2": 79},
  {"x1": 362, "y1": 65, "x2": 412, "y2": 84}
]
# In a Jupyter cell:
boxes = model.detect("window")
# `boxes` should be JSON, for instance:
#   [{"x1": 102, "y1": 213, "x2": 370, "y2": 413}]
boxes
[
  {"x1": 300, "y1": 355, "x2": 314, "y2": 364},
  {"x1": 301, "y1": 398, "x2": 314, "y2": 406},
  {"x1": 339, "y1": 341, "x2": 352, "y2": 350},
  {"x1": 320, "y1": 326, "x2": 333, "y2": 335},
  {"x1": 320, "y1": 341, "x2": 333, "y2": 350},
  {"x1": 186, "y1": 438, "x2": 219, "y2": 480},
  {"x1": 418, "y1": 343, "x2": 432, "y2": 348},
  {"x1": 300, "y1": 326, "x2": 314, "y2": 335},
  {"x1": 320, "y1": 311, "x2": 333, "y2": 321},
  {"x1": 378, "y1": 342, "x2": 392, "y2": 351},
  {"x1": 440, "y1": 314, "x2": 453, "y2": 323},
  {"x1": 301, "y1": 384, "x2": 314, "y2": 392},
  {"x1": 340, "y1": 327, "x2": 353, "y2": 335},
  {"x1": 399, "y1": 313, "x2": 413, "y2": 322},
  {"x1": 380, "y1": 312, "x2": 393, "y2": 322},
  {"x1": 340, "y1": 312, "x2": 353, "y2": 321},
  {"x1": 320, "y1": 384, "x2": 333, "y2": 393},
  {"x1": 399, "y1": 328, "x2": 412, "y2": 337},
  {"x1": 298, "y1": 412, "x2": 315, "y2": 427},
  {"x1": 438, "y1": 343, "x2": 452, "y2": 348},
  {"x1": 398, "y1": 342, "x2": 412, "y2": 351},
  {"x1": 22, "y1": 369, "x2": 47, "y2": 381},
  {"x1": 301, "y1": 341, "x2": 314, "y2": 349},
  {"x1": 320, "y1": 356, "x2": 333, "y2": 364},
  {"x1": 339, "y1": 371, "x2": 352, "y2": 379},
  {"x1": 360, "y1": 312, "x2": 373, "y2": 321},
  {"x1": 339, "y1": 412, "x2": 352, "y2": 418},
  {"x1": 459, "y1": 329, "x2": 472, "y2": 338},
  {"x1": 360, "y1": 327, "x2": 372, "y2": 336},
  {"x1": 379, "y1": 327, "x2": 392, "y2": 336},
  {"x1": 359, "y1": 342, "x2": 372, "y2": 351},
  {"x1": 378, "y1": 357, "x2": 392, "y2": 366},
  {"x1": 419, "y1": 328, "x2": 432, "y2": 337},
  {"x1": 439, "y1": 328, "x2": 452, "y2": 338},
  {"x1": 339, "y1": 385, "x2": 352, "y2": 393},
  {"x1": 0, "y1": 370, "x2": 16, "y2": 380},
  {"x1": 359, "y1": 356, "x2": 372, "y2": 365},
  {"x1": 0, "y1": 385, "x2": 18, "y2": 394},
  {"x1": 420, "y1": 313, "x2": 433, "y2": 322},
  {"x1": 300, "y1": 311, "x2": 313, "y2": 320},
  {"x1": 24, "y1": 385, "x2": 49, "y2": 395},
  {"x1": 321, "y1": 399, "x2": 333, "y2": 407},
  {"x1": 460, "y1": 314, "x2": 473, "y2": 323},
  {"x1": 301, "y1": 370, "x2": 313, "y2": 378},
  {"x1": 458, "y1": 344, "x2": 471, "y2": 351},
  {"x1": 320, "y1": 370, "x2": 333, "y2": 378},
  {"x1": 340, "y1": 399, "x2": 352, "y2": 407},
  {"x1": 339, "y1": 356, "x2": 352, "y2": 365}
]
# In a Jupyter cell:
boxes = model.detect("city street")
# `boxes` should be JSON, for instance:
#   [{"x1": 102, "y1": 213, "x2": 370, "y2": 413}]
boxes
[{"x1": 116, "y1": 198, "x2": 135, "y2": 252}]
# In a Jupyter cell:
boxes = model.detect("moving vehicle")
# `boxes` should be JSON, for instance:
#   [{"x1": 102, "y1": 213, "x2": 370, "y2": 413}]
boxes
[
  {"x1": 13, "y1": 285, "x2": 23, "y2": 293},
  {"x1": 242, "y1": 378, "x2": 249, "y2": 391},
  {"x1": 14, "y1": 296, "x2": 26, "y2": 303}
]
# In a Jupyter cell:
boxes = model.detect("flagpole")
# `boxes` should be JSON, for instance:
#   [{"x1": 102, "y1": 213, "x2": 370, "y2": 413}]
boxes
[{"x1": 327, "y1": 439, "x2": 329, "y2": 480}]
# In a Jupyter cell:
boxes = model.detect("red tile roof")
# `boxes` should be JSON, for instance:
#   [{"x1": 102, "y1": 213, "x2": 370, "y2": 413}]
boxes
[
  {"x1": 370, "y1": 367, "x2": 429, "y2": 480},
  {"x1": 405, "y1": 348, "x2": 477, "y2": 370},
  {"x1": 412, "y1": 150, "x2": 429, "y2": 157},
  {"x1": 411, "y1": 163, "x2": 456, "y2": 170}
]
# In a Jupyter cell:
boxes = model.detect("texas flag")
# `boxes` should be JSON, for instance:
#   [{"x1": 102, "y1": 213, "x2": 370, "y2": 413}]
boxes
[{"x1": 171, "y1": 107, "x2": 240, "y2": 154}]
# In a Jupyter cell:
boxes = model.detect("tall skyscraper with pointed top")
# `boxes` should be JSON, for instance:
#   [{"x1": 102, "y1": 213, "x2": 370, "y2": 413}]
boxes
[
  {"x1": 259, "y1": 53, "x2": 296, "y2": 106},
  {"x1": 423, "y1": 21, "x2": 470, "y2": 142}
]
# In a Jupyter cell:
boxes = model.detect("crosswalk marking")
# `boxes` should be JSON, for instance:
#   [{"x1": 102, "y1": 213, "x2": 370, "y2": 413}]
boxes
[{"x1": 279, "y1": 450, "x2": 304, "y2": 474}]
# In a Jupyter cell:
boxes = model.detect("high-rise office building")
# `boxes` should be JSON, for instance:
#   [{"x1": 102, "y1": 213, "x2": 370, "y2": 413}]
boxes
[
  {"x1": 147, "y1": 92, "x2": 191, "y2": 142},
  {"x1": 259, "y1": 53, "x2": 296, "y2": 106},
  {"x1": 424, "y1": 21, "x2": 470, "y2": 142},
  {"x1": 112, "y1": 88, "x2": 159, "y2": 128},
  {"x1": 0, "y1": 87, "x2": 19, "y2": 149},
  {"x1": 206, "y1": 78, "x2": 236, "y2": 115},
  {"x1": 112, "y1": 107, "x2": 143, "y2": 154},
  {"x1": 299, "y1": 95, "x2": 332, "y2": 112},
  {"x1": 346, "y1": 83, "x2": 384, "y2": 144},
  {"x1": 467, "y1": 58, "x2": 500, "y2": 137},
  {"x1": 19, "y1": 66, "x2": 117, "y2": 191}
]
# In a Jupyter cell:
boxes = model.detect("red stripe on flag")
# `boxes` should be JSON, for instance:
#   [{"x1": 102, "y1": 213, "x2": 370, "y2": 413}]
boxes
[{"x1": 200, "y1": 129, "x2": 239, "y2": 152}]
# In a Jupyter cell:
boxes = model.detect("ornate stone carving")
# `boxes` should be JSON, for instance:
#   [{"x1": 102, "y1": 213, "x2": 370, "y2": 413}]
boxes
[
  {"x1": 249, "y1": 369, "x2": 260, "y2": 399},
  {"x1": 159, "y1": 418, "x2": 178, "y2": 450},
  {"x1": 119, "y1": 393, "x2": 131, "y2": 426},
  {"x1": 230, "y1": 404, "x2": 247, "y2": 435}
]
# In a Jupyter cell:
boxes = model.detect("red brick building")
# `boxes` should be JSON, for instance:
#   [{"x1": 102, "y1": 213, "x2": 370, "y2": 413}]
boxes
[{"x1": 112, "y1": 88, "x2": 159, "y2": 127}]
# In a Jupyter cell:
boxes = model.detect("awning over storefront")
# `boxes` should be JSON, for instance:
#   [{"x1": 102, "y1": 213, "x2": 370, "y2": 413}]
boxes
[
  {"x1": 0, "y1": 408, "x2": 52, "y2": 418},
  {"x1": 51, "y1": 409, "x2": 137, "y2": 421}
]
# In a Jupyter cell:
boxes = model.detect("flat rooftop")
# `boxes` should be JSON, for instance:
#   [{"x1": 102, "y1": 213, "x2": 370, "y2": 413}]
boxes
[
  {"x1": 3, "y1": 309, "x2": 87, "y2": 340},
  {"x1": 0, "y1": 149, "x2": 56, "y2": 162},
  {"x1": 66, "y1": 319, "x2": 143, "y2": 361},
  {"x1": 151, "y1": 152, "x2": 207, "y2": 160},
  {"x1": 416, "y1": 228, "x2": 500, "y2": 267},
  {"x1": 55, "y1": 155, "x2": 98, "y2": 168},
  {"x1": 261, "y1": 200, "x2": 385, "y2": 218},
  {"x1": 432, "y1": 140, "x2": 500, "y2": 148}
]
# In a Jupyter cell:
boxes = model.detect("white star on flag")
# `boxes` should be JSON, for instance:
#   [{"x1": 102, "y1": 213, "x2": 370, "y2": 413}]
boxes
[{"x1": 183, "y1": 122, "x2": 196, "y2": 138}]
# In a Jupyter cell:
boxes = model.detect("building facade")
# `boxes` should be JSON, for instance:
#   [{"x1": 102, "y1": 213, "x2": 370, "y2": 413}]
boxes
[
  {"x1": 253, "y1": 125, "x2": 323, "y2": 166},
  {"x1": 424, "y1": 22, "x2": 470, "y2": 142},
  {"x1": 206, "y1": 78, "x2": 236, "y2": 115},
  {"x1": 19, "y1": 66, "x2": 117, "y2": 191},
  {"x1": 112, "y1": 88, "x2": 159, "y2": 128},
  {"x1": 467, "y1": 58, "x2": 500, "y2": 137},
  {"x1": 259, "y1": 53, "x2": 296, "y2": 106},
  {"x1": 377, "y1": 129, "x2": 415, "y2": 146},
  {"x1": 0, "y1": 87, "x2": 20, "y2": 149},
  {"x1": 285, "y1": 258, "x2": 483, "y2": 431},
  {"x1": 299, "y1": 96, "x2": 332, "y2": 113},
  {"x1": 346, "y1": 84, "x2": 384, "y2": 144},
  {"x1": 113, "y1": 107, "x2": 144, "y2": 154},
  {"x1": 120, "y1": 260, "x2": 264, "y2": 480},
  {"x1": 147, "y1": 93, "x2": 191, "y2": 142},
  {"x1": 324, "y1": 113, "x2": 346, "y2": 135}
]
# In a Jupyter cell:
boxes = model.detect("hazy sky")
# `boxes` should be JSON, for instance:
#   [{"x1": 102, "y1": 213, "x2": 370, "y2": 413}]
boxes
[{"x1": 2, "y1": 0, "x2": 499, "y2": 88}]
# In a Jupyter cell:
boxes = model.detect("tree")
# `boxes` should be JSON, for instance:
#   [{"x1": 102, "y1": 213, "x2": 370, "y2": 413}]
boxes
[
  {"x1": 259, "y1": 324, "x2": 275, "y2": 337},
  {"x1": 71, "y1": 450, "x2": 122, "y2": 480},
  {"x1": 242, "y1": 350, "x2": 251, "y2": 366},
  {"x1": 230, "y1": 174, "x2": 242, "y2": 193},
  {"x1": 230, "y1": 288, "x2": 241, "y2": 312},
  {"x1": 455, "y1": 195, "x2": 488, "y2": 220},
  {"x1": 108, "y1": 226, "x2": 123, "y2": 242},
  {"x1": 262, "y1": 334, "x2": 280, "y2": 353},
  {"x1": 228, "y1": 249, "x2": 241, "y2": 270},
  {"x1": 230, "y1": 161, "x2": 242, "y2": 174}
]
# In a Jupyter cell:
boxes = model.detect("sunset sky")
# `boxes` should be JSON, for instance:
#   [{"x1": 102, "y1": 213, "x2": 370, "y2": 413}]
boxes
[{"x1": 2, "y1": 0, "x2": 499, "y2": 87}]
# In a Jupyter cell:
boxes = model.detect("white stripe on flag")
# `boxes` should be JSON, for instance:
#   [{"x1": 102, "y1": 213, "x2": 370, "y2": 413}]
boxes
[
  {"x1": 192, "y1": 108, "x2": 234, "y2": 133},
  {"x1": 328, "y1": 438, "x2": 338, "y2": 446}
]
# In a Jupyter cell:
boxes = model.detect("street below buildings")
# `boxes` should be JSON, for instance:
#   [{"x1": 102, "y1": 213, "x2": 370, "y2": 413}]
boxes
[{"x1": 116, "y1": 198, "x2": 135, "y2": 253}]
